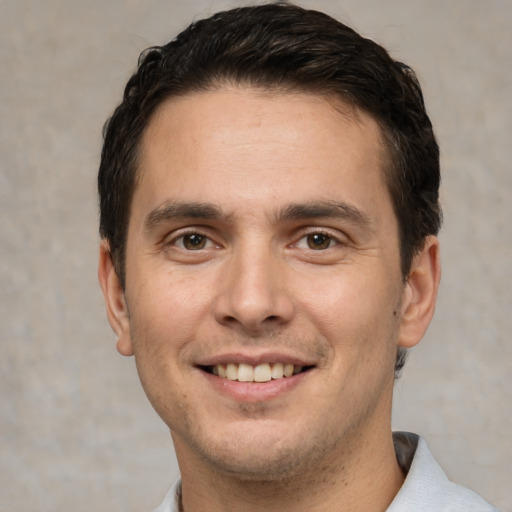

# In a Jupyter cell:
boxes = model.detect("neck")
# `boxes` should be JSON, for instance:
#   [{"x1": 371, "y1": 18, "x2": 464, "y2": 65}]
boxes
[{"x1": 174, "y1": 427, "x2": 404, "y2": 512}]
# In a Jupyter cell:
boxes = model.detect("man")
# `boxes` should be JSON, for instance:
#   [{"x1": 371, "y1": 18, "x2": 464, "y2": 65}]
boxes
[{"x1": 97, "y1": 3, "x2": 498, "y2": 511}]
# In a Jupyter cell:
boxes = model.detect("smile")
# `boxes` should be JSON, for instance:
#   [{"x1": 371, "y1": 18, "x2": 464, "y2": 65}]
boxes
[{"x1": 203, "y1": 363, "x2": 310, "y2": 382}]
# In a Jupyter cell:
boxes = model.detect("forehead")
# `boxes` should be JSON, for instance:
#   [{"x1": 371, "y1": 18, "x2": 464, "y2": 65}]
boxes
[{"x1": 133, "y1": 87, "x2": 393, "y2": 227}]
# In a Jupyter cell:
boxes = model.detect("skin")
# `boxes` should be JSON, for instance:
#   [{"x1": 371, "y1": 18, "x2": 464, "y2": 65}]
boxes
[{"x1": 99, "y1": 87, "x2": 440, "y2": 512}]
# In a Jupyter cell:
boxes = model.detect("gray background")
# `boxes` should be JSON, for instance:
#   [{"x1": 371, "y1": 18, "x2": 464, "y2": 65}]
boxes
[{"x1": 1, "y1": 0, "x2": 510, "y2": 510}]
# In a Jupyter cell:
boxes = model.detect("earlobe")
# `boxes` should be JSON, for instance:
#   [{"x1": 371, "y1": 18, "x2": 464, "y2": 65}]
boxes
[
  {"x1": 98, "y1": 240, "x2": 134, "y2": 356},
  {"x1": 398, "y1": 236, "x2": 441, "y2": 349}
]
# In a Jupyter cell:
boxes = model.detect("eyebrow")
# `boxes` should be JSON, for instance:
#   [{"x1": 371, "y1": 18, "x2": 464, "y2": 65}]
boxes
[
  {"x1": 144, "y1": 199, "x2": 372, "y2": 232},
  {"x1": 278, "y1": 201, "x2": 372, "y2": 227},
  {"x1": 144, "y1": 201, "x2": 229, "y2": 232}
]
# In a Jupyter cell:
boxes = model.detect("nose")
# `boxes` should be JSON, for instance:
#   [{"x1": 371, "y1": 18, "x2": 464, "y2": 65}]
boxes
[{"x1": 212, "y1": 244, "x2": 295, "y2": 335}]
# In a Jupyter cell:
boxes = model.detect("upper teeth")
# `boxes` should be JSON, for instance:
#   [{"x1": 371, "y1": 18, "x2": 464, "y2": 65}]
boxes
[{"x1": 212, "y1": 363, "x2": 303, "y2": 382}]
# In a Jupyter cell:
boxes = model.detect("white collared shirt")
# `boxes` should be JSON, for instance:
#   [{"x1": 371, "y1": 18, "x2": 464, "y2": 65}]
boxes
[{"x1": 153, "y1": 432, "x2": 499, "y2": 511}]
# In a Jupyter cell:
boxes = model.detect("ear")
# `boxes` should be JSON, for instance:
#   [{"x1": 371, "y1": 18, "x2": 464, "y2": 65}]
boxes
[
  {"x1": 98, "y1": 240, "x2": 134, "y2": 356},
  {"x1": 398, "y1": 236, "x2": 441, "y2": 348}
]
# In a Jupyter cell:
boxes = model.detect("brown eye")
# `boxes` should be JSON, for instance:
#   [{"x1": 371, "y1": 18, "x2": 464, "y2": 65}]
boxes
[
  {"x1": 306, "y1": 233, "x2": 332, "y2": 250},
  {"x1": 182, "y1": 233, "x2": 207, "y2": 250}
]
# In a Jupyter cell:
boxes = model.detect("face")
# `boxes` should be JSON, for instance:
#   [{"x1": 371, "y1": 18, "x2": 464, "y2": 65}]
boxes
[{"x1": 101, "y1": 87, "x2": 438, "y2": 480}]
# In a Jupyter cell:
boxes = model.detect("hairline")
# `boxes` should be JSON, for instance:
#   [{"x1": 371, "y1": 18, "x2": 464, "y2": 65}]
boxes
[{"x1": 111, "y1": 81, "x2": 414, "y2": 286}]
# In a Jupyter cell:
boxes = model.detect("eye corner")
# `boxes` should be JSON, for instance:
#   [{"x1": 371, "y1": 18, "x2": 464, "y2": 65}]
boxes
[
  {"x1": 293, "y1": 230, "x2": 344, "y2": 251},
  {"x1": 160, "y1": 226, "x2": 224, "y2": 258}
]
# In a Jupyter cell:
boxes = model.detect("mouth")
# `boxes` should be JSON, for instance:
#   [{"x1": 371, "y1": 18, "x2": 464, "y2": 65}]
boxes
[{"x1": 200, "y1": 362, "x2": 314, "y2": 383}]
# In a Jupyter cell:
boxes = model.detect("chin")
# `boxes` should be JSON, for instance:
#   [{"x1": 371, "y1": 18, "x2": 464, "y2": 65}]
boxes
[
  {"x1": 208, "y1": 450, "x2": 310, "y2": 482},
  {"x1": 193, "y1": 425, "x2": 335, "y2": 482}
]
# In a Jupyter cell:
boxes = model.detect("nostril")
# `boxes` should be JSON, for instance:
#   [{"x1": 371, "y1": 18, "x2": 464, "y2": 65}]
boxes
[{"x1": 212, "y1": 293, "x2": 294, "y2": 333}]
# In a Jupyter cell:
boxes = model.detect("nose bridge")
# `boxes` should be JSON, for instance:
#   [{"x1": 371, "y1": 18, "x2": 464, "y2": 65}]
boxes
[{"x1": 213, "y1": 237, "x2": 293, "y2": 332}]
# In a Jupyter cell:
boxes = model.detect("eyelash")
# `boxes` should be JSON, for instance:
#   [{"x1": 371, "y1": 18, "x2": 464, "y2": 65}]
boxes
[
  {"x1": 165, "y1": 228, "x2": 346, "y2": 253},
  {"x1": 293, "y1": 230, "x2": 344, "y2": 251},
  {"x1": 167, "y1": 230, "x2": 217, "y2": 251}
]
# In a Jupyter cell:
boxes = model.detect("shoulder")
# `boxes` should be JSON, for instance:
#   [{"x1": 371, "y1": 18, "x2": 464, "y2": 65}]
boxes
[{"x1": 388, "y1": 432, "x2": 499, "y2": 511}]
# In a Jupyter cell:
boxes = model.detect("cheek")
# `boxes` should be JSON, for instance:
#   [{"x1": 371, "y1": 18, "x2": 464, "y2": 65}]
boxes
[
  {"x1": 303, "y1": 266, "x2": 397, "y2": 320},
  {"x1": 126, "y1": 277, "x2": 206, "y2": 423},
  {"x1": 298, "y1": 266, "x2": 402, "y2": 358},
  {"x1": 126, "y1": 271, "x2": 213, "y2": 366}
]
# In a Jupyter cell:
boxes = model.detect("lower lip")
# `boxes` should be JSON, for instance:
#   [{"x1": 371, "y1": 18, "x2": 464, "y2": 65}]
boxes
[{"x1": 200, "y1": 369, "x2": 310, "y2": 403}]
